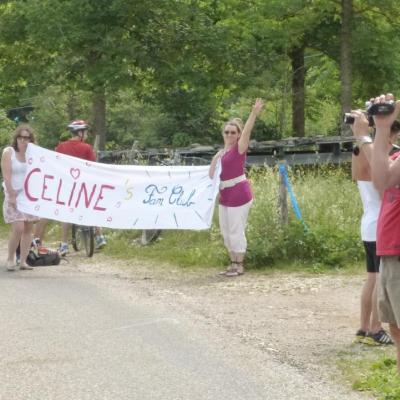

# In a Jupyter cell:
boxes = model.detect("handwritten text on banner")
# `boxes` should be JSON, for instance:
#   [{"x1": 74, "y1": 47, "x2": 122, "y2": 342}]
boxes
[{"x1": 17, "y1": 144, "x2": 220, "y2": 229}]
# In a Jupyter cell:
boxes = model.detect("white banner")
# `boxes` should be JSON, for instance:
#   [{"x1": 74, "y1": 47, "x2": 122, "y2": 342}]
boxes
[{"x1": 17, "y1": 144, "x2": 220, "y2": 230}]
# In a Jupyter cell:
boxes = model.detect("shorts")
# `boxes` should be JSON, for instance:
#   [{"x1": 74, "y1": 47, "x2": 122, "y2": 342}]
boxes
[
  {"x1": 363, "y1": 241, "x2": 380, "y2": 273},
  {"x1": 2, "y1": 191, "x2": 39, "y2": 224},
  {"x1": 378, "y1": 256, "x2": 400, "y2": 326}
]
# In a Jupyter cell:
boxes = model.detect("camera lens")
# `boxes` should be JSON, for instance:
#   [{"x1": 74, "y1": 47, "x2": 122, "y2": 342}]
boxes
[{"x1": 343, "y1": 114, "x2": 354, "y2": 124}]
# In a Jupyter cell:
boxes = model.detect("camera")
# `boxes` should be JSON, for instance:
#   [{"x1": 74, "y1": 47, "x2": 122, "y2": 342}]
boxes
[
  {"x1": 344, "y1": 100, "x2": 395, "y2": 126},
  {"x1": 343, "y1": 112, "x2": 374, "y2": 126},
  {"x1": 366, "y1": 100, "x2": 395, "y2": 116}
]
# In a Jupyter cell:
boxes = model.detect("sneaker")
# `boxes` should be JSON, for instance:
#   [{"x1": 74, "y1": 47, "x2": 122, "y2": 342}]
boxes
[
  {"x1": 58, "y1": 243, "x2": 69, "y2": 256},
  {"x1": 364, "y1": 329, "x2": 394, "y2": 346},
  {"x1": 95, "y1": 235, "x2": 107, "y2": 250},
  {"x1": 31, "y1": 237, "x2": 41, "y2": 248},
  {"x1": 354, "y1": 329, "x2": 366, "y2": 344}
]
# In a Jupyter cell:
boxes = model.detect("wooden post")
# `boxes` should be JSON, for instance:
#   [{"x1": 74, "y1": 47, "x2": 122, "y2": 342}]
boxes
[{"x1": 278, "y1": 161, "x2": 288, "y2": 225}]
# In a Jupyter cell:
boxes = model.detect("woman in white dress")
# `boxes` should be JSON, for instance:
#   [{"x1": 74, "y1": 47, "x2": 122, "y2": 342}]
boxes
[{"x1": 1, "y1": 124, "x2": 38, "y2": 271}]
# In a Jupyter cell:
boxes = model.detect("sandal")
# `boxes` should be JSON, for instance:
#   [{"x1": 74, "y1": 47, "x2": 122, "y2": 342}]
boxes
[
  {"x1": 219, "y1": 260, "x2": 237, "y2": 276},
  {"x1": 225, "y1": 262, "x2": 239, "y2": 277},
  {"x1": 5, "y1": 261, "x2": 16, "y2": 272},
  {"x1": 236, "y1": 262, "x2": 244, "y2": 275},
  {"x1": 20, "y1": 264, "x2": 34, "y2": 271}
]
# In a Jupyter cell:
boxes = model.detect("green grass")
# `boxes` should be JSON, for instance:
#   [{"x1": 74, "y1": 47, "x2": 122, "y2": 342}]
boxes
[
  {"x1": 339, "y1": 347, "x2": 400, "y2": 400},
  {"x1": 104, "y1": 164, "x2": 364, "y2": 272}
]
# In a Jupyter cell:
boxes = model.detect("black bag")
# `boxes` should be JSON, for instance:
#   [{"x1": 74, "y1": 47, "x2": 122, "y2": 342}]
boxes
[{"x1": 26, "y1": 249, "x2": 61, "y2": 267}]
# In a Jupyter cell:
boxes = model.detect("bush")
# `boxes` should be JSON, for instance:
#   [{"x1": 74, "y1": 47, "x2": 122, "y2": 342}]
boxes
[
  {"x1": 244, "y1": 165, "x2": 362, "y2": 269},
  {"x1": 106, "y1": 164, "x2": 363, "y2": 270}
]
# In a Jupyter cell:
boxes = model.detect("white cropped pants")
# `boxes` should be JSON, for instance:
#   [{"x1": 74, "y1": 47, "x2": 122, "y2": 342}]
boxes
[{"x1": 218, "y1": 200, "x2": 253, "y2": 253}]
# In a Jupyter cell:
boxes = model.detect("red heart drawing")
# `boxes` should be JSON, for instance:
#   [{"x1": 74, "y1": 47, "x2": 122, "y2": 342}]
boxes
[{"x1": 70, "y1": 168, "x2": 80, "y2": 180}]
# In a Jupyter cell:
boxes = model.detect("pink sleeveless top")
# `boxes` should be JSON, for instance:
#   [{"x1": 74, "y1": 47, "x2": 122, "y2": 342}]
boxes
[{"x1": 219, "y1": 143, "x2": 253, "y2": 207}]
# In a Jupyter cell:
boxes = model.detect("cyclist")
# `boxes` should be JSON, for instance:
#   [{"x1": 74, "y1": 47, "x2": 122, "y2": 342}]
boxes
[{"x1": 36, "y1": 120, "x2": 107, "y2": 255}]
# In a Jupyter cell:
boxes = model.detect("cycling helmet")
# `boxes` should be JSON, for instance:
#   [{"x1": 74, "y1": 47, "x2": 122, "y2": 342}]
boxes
[{"x1": 67, "y1": 120, "x2": 89, "y2": 133}]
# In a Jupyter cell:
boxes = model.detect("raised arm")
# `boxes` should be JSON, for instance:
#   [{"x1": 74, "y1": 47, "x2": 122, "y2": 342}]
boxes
[
  {"x1": 238, "y1": 98, "x2": 265, "y2": 154},
  {"x1": 350, "y1": 110, "x2": 373, "y2": 165},
  {"x1": 371, "y1": 95, "x2": 400, "y2": 192}
]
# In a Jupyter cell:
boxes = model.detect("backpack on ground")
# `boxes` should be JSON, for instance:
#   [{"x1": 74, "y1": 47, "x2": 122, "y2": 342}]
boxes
[{"x1": 26, "y1": 247, "x2": 61, "y2": 267}]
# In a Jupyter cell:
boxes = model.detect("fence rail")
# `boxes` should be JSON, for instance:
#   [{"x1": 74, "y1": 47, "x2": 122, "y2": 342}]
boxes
[{"x1": 97, "y1": 135, "x2": 355, "y2": 166}]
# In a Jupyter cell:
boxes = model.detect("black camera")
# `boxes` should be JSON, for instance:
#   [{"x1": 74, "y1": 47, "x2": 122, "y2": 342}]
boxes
[
  {"x1": 366, "y1": 100, "x2": 395, "y2": 116},
  {"x1": 343, "y1": 100, "x2": 395, "y2": 126},
  {"x1": 343, "y1": 112, "x2": 374, "y2": 126}
]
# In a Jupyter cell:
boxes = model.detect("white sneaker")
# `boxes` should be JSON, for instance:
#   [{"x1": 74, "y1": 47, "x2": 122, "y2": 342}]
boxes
[
  {"x1": 95, "y1": 235, "x2": 107, "y2": 249},
  {"x1": 58, "y1": 243, "x2": 69, "y2": 256}
]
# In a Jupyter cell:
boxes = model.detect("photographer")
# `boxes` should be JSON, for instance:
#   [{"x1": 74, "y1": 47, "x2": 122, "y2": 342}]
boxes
[
  {"x1": 350, "y1": 110, "x2": 397, "y2": 346},
  {"x1": 356, "y1": 93, "x2": 400, "y2": 374}
]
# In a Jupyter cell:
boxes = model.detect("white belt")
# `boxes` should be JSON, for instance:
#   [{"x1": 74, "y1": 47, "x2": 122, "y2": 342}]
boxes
[{"x1": 219, "y1": 174, "x2": 246, "y2": 190}]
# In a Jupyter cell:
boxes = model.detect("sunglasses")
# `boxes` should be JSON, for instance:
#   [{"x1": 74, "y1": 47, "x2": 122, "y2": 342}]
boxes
[
  {"x1": 17, "y1": 135, "x2": 31, "y2": 141},
  {"x1": 224, "y1": 130, "x2": 238, "y2": 135}
]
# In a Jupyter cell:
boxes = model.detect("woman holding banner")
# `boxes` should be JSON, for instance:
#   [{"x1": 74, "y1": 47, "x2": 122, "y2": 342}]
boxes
[
  {"x1": 1, "y1": 124, "x2": 38, "y2": 271},
  {"x1": 209, "y1": 98, "x2": 264, "y2": 276}
]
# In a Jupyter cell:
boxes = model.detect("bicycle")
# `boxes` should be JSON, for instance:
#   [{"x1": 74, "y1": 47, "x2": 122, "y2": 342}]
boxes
[{"x1": 71, "y1": 224, "x2": 95, "y2": 257}]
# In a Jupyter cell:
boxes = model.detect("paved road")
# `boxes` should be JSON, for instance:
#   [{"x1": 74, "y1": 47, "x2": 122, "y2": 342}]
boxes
[{"x1": 0, "y1": 260, "x2": 368, "y2": 400}]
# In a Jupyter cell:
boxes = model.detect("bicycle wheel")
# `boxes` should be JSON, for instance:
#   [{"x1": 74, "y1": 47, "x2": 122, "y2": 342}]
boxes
[
  {"x1": 82, "y1": 226, "x2": 95, "y2": 257},
  {"x1": 71, "y1": 224, "x2": 81, "y2": 251}
]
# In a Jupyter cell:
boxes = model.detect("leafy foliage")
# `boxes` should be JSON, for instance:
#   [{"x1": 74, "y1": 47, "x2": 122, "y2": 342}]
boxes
[
  {"x1": 106, "y1": 166, "x2": 363, "y2": 270},
  {"x1": 2, "y1": 1, "x2": 400, "y2": 144}
]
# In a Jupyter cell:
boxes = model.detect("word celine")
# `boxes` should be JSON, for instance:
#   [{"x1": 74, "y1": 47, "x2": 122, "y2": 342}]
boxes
[
  {"x1": 24, "y1": 168, "x2": 115, "y2": 211},
  {"x1": 143, "y1": 184, "x2": 196, "y2": 207}
]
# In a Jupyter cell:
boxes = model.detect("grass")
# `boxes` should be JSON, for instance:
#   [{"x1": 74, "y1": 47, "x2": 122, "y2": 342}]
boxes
[
  {"x1": 102, "y1": 164, "x2": 364, "y2": 272},
  {"x1": 338, "y1": 347, "x2": 400, "y2": 400}
]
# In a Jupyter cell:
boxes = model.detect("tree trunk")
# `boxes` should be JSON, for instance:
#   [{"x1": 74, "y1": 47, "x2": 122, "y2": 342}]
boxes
[
  {"x1": 66, "y1": 93, "x2": 76, "y2": 121},
  {"x1": 92, "y1": 87, "x2": 106, "y2": 151},
  {"x1": 340, "y1": 0, "x2": 353, "y2": 135},
  {"x1": 290, "y1": 45, "x2": 305, "y2": 137}
]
